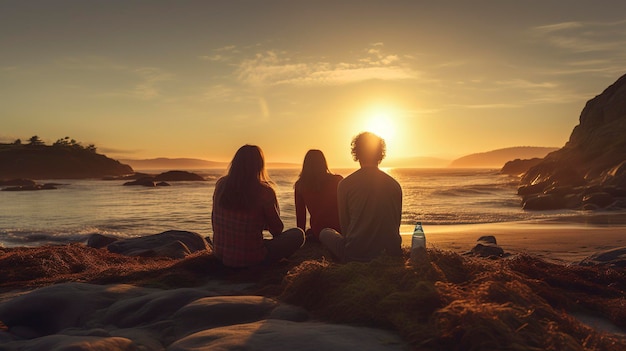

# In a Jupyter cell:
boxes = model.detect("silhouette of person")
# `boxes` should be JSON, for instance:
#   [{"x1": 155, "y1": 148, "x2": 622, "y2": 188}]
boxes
[
  {"x1": 211, "y1": 145, "x2": 305, "y2": 267},
  {"x1": 319, "y1": 132, "x2": 403, "y2": 262},
  {"x1": 294, "y1": 149, "x2": 343, "y2": 241}
]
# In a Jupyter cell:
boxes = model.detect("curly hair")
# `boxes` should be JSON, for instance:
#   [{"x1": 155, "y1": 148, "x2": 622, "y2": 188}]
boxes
[{"x1": 351, "y1": 132, "x2": 386, "y2": 164}]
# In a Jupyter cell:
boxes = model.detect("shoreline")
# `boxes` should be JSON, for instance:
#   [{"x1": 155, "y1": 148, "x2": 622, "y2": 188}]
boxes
[{"x1": 400, "y1": 218, "x2": 626, "y2": 264}]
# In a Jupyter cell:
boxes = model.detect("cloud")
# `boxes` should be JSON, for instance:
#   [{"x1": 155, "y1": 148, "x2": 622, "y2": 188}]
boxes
[
  {"x1": 496, "y1": 79, "x2": 558, "y2": 90},
  {"x1": 129, "y1": 67, "x2": 173, "y2": 100},
  {"x1": 463, "y1": 103, "x2": 522, "y2": 109},
  {"x1": 235, "y1": 45, "x2": 417, "y2": 87},
  {"x1": 51, "y1": 57, "x2": 174, "y2": 100},
  {"x1": 199, "y1": 45, "x2": 240, "y2": 62},
  {"x1": 533, "y1": 21, "x2": 584, "y2": 34},
  {"x1": 531, "y1": 19, "x2": 626, "y2": 53}
]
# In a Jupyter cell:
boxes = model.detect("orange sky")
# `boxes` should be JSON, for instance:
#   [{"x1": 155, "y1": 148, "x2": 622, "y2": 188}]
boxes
[{"x1": 1, "y1": 1, "x2": 625, "y2": 167}]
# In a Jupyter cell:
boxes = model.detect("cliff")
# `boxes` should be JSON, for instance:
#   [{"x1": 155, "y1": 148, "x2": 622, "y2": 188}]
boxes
[
  {"x1": 517, "y1": 73, "x2": 626, "y2": 210},
  {"x1": 0, "y1": 144, "x2": 133, "y2": 179}
]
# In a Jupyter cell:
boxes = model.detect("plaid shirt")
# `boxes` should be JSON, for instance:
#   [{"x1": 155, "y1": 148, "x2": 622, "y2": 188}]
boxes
[{"x1": 211, "y1": 177, "x2": 282, "y2": 267}]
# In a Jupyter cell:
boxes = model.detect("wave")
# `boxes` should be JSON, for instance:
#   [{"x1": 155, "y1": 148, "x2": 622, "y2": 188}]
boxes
[{"x1": 0, "y1": 227, "x2": 127, "y2": 247}]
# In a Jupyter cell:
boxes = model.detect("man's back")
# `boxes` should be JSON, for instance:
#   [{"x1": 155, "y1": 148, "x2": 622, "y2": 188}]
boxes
[{"x1": 338, "y1": 167, "x2": 403, "y2": 261}]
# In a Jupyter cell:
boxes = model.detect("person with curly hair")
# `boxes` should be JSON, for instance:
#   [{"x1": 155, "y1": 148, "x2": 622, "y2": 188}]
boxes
[{"x1": 319, "y1": 132, "x2": 403, "y2": 262}]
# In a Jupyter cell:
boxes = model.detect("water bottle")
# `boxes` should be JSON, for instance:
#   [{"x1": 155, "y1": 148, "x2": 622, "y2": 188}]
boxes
[{"x1": 410, "y1": 221, "x2": 426, "y2": 260}]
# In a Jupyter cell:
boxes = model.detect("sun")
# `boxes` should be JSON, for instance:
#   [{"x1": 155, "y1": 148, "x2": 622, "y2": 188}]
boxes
[{"x1": 361, "y1": 106, "x2": 397, "y2": 142}]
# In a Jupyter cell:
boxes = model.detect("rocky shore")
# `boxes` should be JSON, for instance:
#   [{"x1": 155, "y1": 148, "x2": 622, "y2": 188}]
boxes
[
  {"x1": 0, "y1": 230, "x2": 625, "y2": 350},
  {"x1": 503, "y1": 73, "x2": 626, "y2": 212}
]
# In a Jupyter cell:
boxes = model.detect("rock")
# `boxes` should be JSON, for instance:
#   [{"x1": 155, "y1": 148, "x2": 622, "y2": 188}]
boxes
[
  {"x1": 4, "y1": 335, "x2": 137, "y2": 351},
  {"x1": 563, "y1": 193, "x2": 583, "y2": 209},
  {"x1": 582, "y1": 203, "x2": 600, "y2": 211},
  {"x1": 602, "y1": 185, "x2": 626, "y2": 198},
  {"x1": 0, "y1": 282, "x2": 408, "y2": 351},
  {"x1": 582, "y1": 192, "x2": 615, "y2": 208},
  {"x1": 169, "y1": 319, "x2": 408, "y2": 351},
  {"x1": 522, "y1": 194, "x2": 563, "y2": 210},
  {"x1": 468, "y1": 236, "x2": 505, "y2": 258},
  {"x1": 106, "y1": 230, "x2": 210, "y2": 259},
  {"x1": 0, "y1": 178, "x2": 36, "y2": 186},
  {"x1": 123, "y1": 177, "x2": 156, "y2": 187},
  {"x1": 122, "y1": 171, "x2": 203, "y2": 186},
  {"x1": 1, "y1": 183, "x2": 57, "y2": 191},
  {"x1": 154, "y1": 170, "x2": 205, "y2": 181},
  {"x1": 103, "y1": 288, "x2": 215, "y2": 328},
  {"x1": 172, "y1": 296, "x2": 281, "y2": 337},
  {"x1": 579, "y1": 247, "x2": 626, "y2": 267},
  {"x1": 501, "y1": 158, "x2": 545, "y2": 176},
  {"x1": 476, "y1": 235, "x2": 497, "y2": 245},
  {"x1": 517, "y1": 182, "x2": 548, "y2": 196},
  {"x1": 86, "y1": 234, "x2": 119, "y2": 249},
  {"x1": 515, "y1": 73, "x2": 626, "y2": 211},
  {"x1": 0, "y1": 283, "x2": 140, "y2": 338}
]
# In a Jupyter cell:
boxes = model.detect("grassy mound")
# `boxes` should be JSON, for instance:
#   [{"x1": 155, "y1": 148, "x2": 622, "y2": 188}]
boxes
[
  {"x1": 1, "y1": 243, "x2": 625, "y2": 350},
  {"x1": 281, "y1": 248, "x2": 626, "y2": 351}
]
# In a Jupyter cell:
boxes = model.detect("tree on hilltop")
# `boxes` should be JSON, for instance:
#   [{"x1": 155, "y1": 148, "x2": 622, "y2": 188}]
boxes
[
  {"x1": 53, "y1": 136, "x2": 79, "y2": 148},
  {"x1": 27, "y1": 135, "x2": 45, "y2": 146},
  {"x1": 53, "y1": 136, "x2": 97, "y2": 153}
]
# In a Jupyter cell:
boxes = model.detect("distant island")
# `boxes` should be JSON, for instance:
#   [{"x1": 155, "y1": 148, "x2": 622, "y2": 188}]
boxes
[
  {"x1": 0, "y1": 136, "x2": 133, "y2": 179},
  {"x1": 120, "y1": 157, "x2": 300, "y2": 170},
  {"x1": 1, "y1": 135, "x2": 563, "y2": 180},
  {"x1": 115, "y1": 149, "x2": 562, "y2": 171},
  {"x1": 119, "y1": 157, "x2": 229, "y2": 170},
  {"x1": 383, "y1": 147, "x2": 558, "y2": 169},
  {"x1": 448, "y1": 146, "x2": 559, "y2": 168}
]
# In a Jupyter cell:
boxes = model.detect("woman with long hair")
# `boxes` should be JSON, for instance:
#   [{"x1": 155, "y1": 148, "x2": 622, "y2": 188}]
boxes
[
  {"x1": 212, "y1": 145, "x2": 305, "y2": 267},
  {"x1": 294, "y1": 149, "x2": 343, "y2": 241}
]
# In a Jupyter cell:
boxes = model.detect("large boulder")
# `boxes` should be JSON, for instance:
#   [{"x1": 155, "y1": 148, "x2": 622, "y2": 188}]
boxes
[
  {"x1": 122, "y1": 171, "x2": 204, "y2": 186},
  {"x1": 0, "y1": 282, "x2": 408, "y2": 350},
  {"x1": 154, "y1": 170, "x2": 205, "y2": 181},
  {"x1": 101, "y1": 230, "x2": 211, "y2": 259},
  {"x1": 1, "y1": 183, "x2": 57, "y2": 191},
  {"x1": 0, "y1": 179, "x2": 36, "y2": 187},
  {"x1": 515, "y1": 74, "x2": 626, "y2": 210},
  {"x1": 579, "y1": 247, "x2": 626, "y2": 268},
  {"x1": 123, "y1": 176, "x2": 157, "y2": 187},
  {"x1": 501, "y1": 158, "x2": 544, "y2": 176}
]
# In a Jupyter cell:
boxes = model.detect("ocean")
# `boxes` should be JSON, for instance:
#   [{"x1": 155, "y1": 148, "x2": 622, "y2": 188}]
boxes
[{"x1": 0, "y1": 168, "x2": 586, "y2": 248}]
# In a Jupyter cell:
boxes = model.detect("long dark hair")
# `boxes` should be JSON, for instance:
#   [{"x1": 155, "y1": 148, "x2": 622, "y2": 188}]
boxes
[
  {"x1": 219, "y1": 145, "x2": 274, "y2": 210},
  {"x1": 296, "y1": 149, "x2": 333, "y2": 191}
]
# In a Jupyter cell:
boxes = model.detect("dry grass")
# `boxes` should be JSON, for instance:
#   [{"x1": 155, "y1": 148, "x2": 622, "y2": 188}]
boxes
[
  {"x1": 1, "y1": 242, "x2": 625, "y2": 350},
  {"x1": 280, "y1": 248, "x2": 626, "y2": 351}
]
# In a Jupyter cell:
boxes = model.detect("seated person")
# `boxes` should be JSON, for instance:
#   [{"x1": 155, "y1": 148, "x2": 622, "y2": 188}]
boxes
[
  {"x1": 320, "y1": 132, "x2": 403, "y2": 262},
  {"x1": 212, "y1": 145, "x2": 305, "y2": 267},
  {"x1": 294, "y1": 149, "x2": 343, "y2": 241}
]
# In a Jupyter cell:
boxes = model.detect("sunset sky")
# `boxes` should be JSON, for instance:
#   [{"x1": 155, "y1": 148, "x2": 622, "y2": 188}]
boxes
[{"x1": 1, "y1": 1, "x2": 625, "y2": 167}]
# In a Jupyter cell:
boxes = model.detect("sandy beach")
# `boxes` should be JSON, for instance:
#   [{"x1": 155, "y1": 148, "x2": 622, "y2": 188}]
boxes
[{"x1": 401, "y1": 218, "x2": 626, "y2": 264}]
